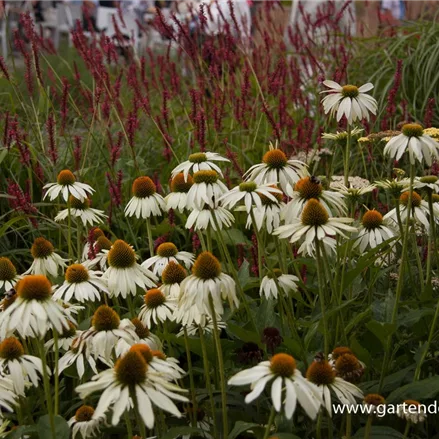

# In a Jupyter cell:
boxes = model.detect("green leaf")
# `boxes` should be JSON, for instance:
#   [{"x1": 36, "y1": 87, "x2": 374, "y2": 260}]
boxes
[
  {"x1": 227, "y1": 323, "x2": 260, "y2": 344},
  {"x1": 5, "y1": 425, "x2": 37, "y2": 439},
  {"x1": 37, "y1": 415, "x2": 70, "y2": 439},
  {"x1": 161, "y1": 426, "x2": 203, "y2": 439},
  {"x1": 398, "y1": 308, "x2": 434, "y2": 327},
  {"x1": 386, "y1": 376, "x2": 439, "y2": 403},
  {"x1": 354, "y1": 426, "x2": 404, "y2": 438},
  {"x1": 365, "y1": 320, "x2": 396, "y2": 347},
  {"x1": 270, "y1": 434, "x2": 301, "y2": 439},
  {"x1": 228, "y1": 421, "x2": 260, "y2": 439}
]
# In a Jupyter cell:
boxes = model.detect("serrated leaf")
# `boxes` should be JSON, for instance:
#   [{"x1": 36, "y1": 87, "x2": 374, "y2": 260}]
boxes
[
  {"x1": 386, "y1": 376, "x2": 439, "y2": 403},
  {"x1": 228, "y1": 421, "x2": 260, "y2": 439},
  {"x1": 365, "y1": 320, "x2": 396, "y2": 347},
  {"x1": 37, "y1": 415, "x2": 70, "y2": 439}
]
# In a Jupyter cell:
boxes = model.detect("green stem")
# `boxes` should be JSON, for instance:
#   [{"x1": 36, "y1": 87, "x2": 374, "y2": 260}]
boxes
[
  {"x1": 124, "y1": 412, "x2": 133, "y2": 438},
  {"x1": 250, "y1": 210, "x2": 264, "y2": 282},
  {"x1": 209, "y1": 294, "x2": 228, "y2": 437},
  {"x1": 363, "y1": 416, "x2": 373, "y2": 439},
  {"x1": 67, "y1": 203, "x2": 73, "y2": 260},
  {"x1": 37, "y1": 340, "x2": 55, "y2": 439},
  {"x1": 262, "y1": 406, "x2": 276, "y2": 439},
  {"x1": 131, "y1": 389, "x2": 147, "y2": 439},
  {"x1": 183, "y1": 328, "x2": 197, "y2": 427},
  {"x1": 379, "y1": 164, "x2": 414, "y2": 391},
  {"x1": 146, "y1": 218, "x2": 154, "y2": 257},
  {"x1": 402, "y1": 421, "x2": 411, "y2": 439},
  {"x1": 316, "y1": 410, "x2": 323, "y2": 439},
  {"x1": 344, "y1": 124, "x2": 352, "y2": 187},
  {"x1": 198, "y1": 327, "x2": 219, "y2": 439},
  {"x1": 53, "y1": 330, "x2": 59, "y2": 415},
  {"x1": 411, "y1": 232, "x2": 424, "y2": 295},
  {"x1": 316, "y1": 240, "x2": 329, "y2": 356},
  {"x1": 346, "y1": 413, "x2": 352, "y2": 439}
]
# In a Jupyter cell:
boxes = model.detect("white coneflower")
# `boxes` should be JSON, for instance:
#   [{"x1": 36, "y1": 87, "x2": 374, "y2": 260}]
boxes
[
  {"x1": 115, "y1": 318, "x2": 162, "y2": 357},
  {"x1": 397, "y1": 400, "x2": 427, "y2": 424},
  {"x1": 275, "y1": 199, "x2": 356, "y2": 256},
  {"x1": 25, "y1": 237, "x2": 68, "y2": 277},
  {"x1": 243, "y1": 143, "x2": 308, "y2": 192},
  {"x1": 354, "y1": 210, "x2": 397, "y2": 252},
  {"x1": 58, "y1": 335, "x2": 98, "y2": 379},
  {"x1": 282, "y1": 176, "x2": 347, "y2": 221},
  {"x1": 53, "y1": 263, "x2": 108, "y2": 303},
  {"x1": 306, "y1": 357, "x2": 363, "y2": 416},
  {"x1": 220, "y1": 181, "x2": 282, "y2": 213},
  {"x1": 125, "y1": 176, "x2": 166, "y2": 219},
  {"x1": 83, "y1": 235, "x2": 113, "y2": 271},
  {"x1": 186, "y1": 170, "x2": 228, "y2": 210},
  {"x1": 177, "y1": 317, "x2": 226, "y2": 337},
  {"x1": 165, "y1": 173, "x2": 194, "y2": 212},
  {"x1": 185, "y1": 205, "x2": 235, "y2": 231},
  {"x1": 129, "y1": 344, "x2": 185, "y2": 381},
  {"x1": 0, "y1": 275, "x2": 73, "y2": 339},
  {"x1": 139, "y1": 289, "x2": 177, "y2": 327},
  {"x1": 228, "y1": 353, "x2": 323, "y2": 420},
  {"x1": 384, "y1": 191, "x2": 432, "y2": 231},
  {"x1": 142, "y1": 242, "x2": 194, "y2": 276},
  {"x1": 0, "y1": 337, "x2": 47, "y2": 396},
  {"x1": 171, "y1": 151, "x2": 229, "y2": 181},
  {"x1": 77, "y1": 305, "x2": 139, "y2": 365},
  {"x1": 55, "y1": 196, "x2": 107, "y2": 227},
  {"x1": 363, "y1": 394, "x2": 386, "y2": 413},
  {"x1": 75, "y1": 350, "x2": 188, "y2": 428},
  {"x1": 175, "y1": 252, "x2": 238, "y2": 326},
  {"x1": 68, "y1": 405, "x2": 105, "y2": 439},
  {"x1": 101, "y1": 240, "x2": 157, "y2": 298},
  {"x1": 240, "y1": 185, "x2": 284, "y2": 234},
  {"x1": 160, "y1": 261, "x2": 187, "y2": 298},
  {"x1": 413, "y1": 175, "x2": 439, "y2": 193},
  {"x1": 45, "y1": 322, "x2": 80, "y2": 352},
  {"x1": 0, "y1": 377, "x2": 17, "y2": 415},
  {"x1": 330, "y1": 181, "x2": 375, "y2": 201},
  {"x1": 384, "y1": 123, "x2": 439, "y2": 166},
  {"x1": 0, "y1": 258, "x2": 21, "y2": 292},
  {"x1": 43, "y1": 169, "x2": 94, "y2": 202},
  {"x1": 81, "y1": 227, "x2": 105, "y2": 261},
  {"x1": 320, "y1": 81, "x2": 377, "y2": 124},
  {"x1": 260, "y1": 269, "x2": 299, "y2": 300},
  {"x1": 321, "y1": 127, "x2": 364, "y2": 142}
]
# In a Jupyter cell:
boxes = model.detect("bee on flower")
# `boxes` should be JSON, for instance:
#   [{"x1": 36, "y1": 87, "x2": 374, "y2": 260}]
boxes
[{"x1": 275, "y1": 199, "x2": 356, "y2": 256}]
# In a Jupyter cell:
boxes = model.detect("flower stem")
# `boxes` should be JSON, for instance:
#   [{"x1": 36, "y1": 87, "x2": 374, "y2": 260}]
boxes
[
  {"x1": 146, "y1": 218, "x2": 154, "y2": 257},
  {"x1": 315, "y1": 240, "x2": 329, "y2": 356},
  {"x1": 37, "y1": 339, "x2": 55, "y2": 439},
  {"x1": 250, "y1": 210, "x2": 263, "y2": 281},
  {"x1": 198, "y1": 326, "x2": 219, "y2": 439},
  {"x1": 263, "y1": 406, "x2": 276, "y2": 439},
  {"x1": 131, "y1": 389, "x2": 147, "y2": 439},
  {"x1": 67, "y1": 203, "x2": 73, "y2": 260},
  {"x1": 344, "y1": 124, "x2": 352, "y2": 187},
  {"x1": 53, "y1": 330, "x2": 60, "y2": 415},
  {"x1": 183, "y1": 328, "x2": 197, "y2": 427},
  {"x1": 209, "y1": 294, "x2": 228, "y2": 437},
  {"x1": 379, "y1": 164, "x2": 415, "y2": 391},
  {"x1": 124, "y1": 412, "x2": 133, "y2": 437},
  {"x1": 345, "y1": 413, "x2": 352, "y2": 439},
  {"x1": 363, "y1": 415, "x2": 373, "y2": 439},
  {"x1": 402, "y1": 421, "x2": 411, "y2": 439}
]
